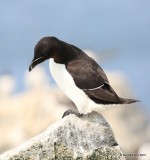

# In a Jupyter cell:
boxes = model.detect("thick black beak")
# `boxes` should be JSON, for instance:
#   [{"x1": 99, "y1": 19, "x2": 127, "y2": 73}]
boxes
[
  {"x1": 29, "y1": 63, "x2": 34, "y2": 72},
  {"x1": 29, "y1": 56, "x2": 47, "y2": 72}
]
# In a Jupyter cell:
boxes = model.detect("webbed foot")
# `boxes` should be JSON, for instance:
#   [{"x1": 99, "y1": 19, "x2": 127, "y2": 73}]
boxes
[{"x1": 62, "y1": 109, "x2": 83, "y2": 118}]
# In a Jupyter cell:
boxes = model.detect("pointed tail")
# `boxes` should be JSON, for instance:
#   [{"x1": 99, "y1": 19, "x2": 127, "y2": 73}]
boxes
[{"x1": 119, "y1": 97, "x2": 140, "y2": 104}]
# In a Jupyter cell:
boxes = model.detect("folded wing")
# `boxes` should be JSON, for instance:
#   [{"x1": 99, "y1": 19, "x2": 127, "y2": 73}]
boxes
[{"x1": 66, "y1": 58, "x2": 138, "y2": 105}]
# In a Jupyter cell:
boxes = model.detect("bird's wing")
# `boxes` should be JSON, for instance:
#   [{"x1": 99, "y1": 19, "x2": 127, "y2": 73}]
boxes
[{"x1": 66, "y1": 59, "x2": 121, "y2": 104}]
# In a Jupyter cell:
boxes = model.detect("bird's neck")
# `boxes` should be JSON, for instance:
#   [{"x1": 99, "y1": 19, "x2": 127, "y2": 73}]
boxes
[
  {"x1": 53, "y1": 51, "x2": 68, "y2": 64},
  {"x1": 53, "y1": 41, "x2": 83, "y2": 65}
]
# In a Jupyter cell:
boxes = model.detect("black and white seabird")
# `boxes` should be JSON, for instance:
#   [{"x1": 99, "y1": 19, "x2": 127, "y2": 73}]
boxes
[{"x1": 29, "y1": 37, "x2": 138, "y2": 114}]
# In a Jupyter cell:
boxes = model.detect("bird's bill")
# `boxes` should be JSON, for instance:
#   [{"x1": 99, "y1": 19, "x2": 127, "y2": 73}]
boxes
[{"x1": 29, "y1": 56, "x2": 47, "y2": 72}]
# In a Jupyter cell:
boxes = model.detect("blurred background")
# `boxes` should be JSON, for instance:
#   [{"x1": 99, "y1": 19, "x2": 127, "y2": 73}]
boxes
[{"x1": 0, "y1": 0, "x2": 150, "y2": 159}]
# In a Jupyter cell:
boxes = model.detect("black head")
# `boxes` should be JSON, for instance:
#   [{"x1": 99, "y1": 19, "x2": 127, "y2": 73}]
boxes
[{"x1": 29, "y1": 36, "x2": 60, "y2": 72}]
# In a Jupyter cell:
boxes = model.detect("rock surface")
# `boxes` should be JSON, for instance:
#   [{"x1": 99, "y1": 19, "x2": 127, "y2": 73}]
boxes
[{"x1": 0, "y1": 112, "x2": 125, "y2": 160}]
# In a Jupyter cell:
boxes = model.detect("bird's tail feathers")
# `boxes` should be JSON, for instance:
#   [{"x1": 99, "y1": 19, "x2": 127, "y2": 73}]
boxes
[{"x1": 119, "y1": 97, "x2": 140, "y2": 104}]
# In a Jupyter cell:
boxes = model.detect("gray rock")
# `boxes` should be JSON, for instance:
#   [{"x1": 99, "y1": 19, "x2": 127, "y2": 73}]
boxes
[{"x1": 0, "y1": 112, "x2": 125, "y2": 160}]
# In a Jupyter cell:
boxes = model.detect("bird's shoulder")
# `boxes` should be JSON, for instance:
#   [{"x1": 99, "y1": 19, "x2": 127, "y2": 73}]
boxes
[{"x1": 66, "y1": 56, "x2": 109, "y2": 89}]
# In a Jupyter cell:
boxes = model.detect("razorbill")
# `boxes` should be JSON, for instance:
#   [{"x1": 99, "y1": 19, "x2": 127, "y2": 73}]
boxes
[{"x1": 29, "y1": 37, "x2": 138, "y2": 114}]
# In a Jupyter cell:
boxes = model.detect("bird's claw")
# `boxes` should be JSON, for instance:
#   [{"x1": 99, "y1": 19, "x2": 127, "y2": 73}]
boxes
[{"x1": 62, "y1": 109, "x2": 83, "y2": 118}]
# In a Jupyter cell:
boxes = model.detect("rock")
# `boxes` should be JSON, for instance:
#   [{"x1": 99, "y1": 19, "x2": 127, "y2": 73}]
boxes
[
  {"x1": 0, "y1": 112, "x2": 125, "y2": 160},
  {"x1": 0, "y1": 87, "x2": 70, "y2": 153}
]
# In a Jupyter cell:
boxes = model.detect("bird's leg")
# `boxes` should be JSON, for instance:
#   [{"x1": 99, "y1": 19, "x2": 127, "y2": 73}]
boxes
[
  {"x1": 62, "y1": 109, "x2": 83, "y2": 118},
  {"x1": 111, "y1": 142, "x2": 118, "y2": 146}
]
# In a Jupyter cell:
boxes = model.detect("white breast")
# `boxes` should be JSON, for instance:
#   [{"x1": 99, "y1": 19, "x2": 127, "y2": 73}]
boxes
[
  {"x1": 49, "y1": 59, "x2": 119, "y2": 114},
  {"x1": 49, "y1": 59, "x2": 93, "y2": 114}
]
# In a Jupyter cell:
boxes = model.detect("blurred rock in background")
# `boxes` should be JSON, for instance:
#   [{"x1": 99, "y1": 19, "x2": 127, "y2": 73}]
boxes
[
  {"x1": 24, "y1": 66, "x2": 49, "y2": 90},
  {"x1": 83, "y1": 49, "x2": 98, "y2": 60},
  {"x1": 0, "y1": 73, "x2": 16, "y2": 97},
  {"x1": 137, "y1": 143, "x2": 150, "y2": 160},
  {"x1": 0, "y1": 59, "x2": 149, "y2": 160}
]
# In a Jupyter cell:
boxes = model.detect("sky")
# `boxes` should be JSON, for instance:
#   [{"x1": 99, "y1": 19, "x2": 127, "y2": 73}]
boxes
[{"x1": 0, "y1": 0, "x2": 150, "y2": 113}]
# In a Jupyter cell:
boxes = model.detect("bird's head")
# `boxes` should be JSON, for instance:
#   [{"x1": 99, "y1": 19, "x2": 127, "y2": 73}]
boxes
[{"x1": 29, "y1": 37, "x2": 59, "y2": 72}]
